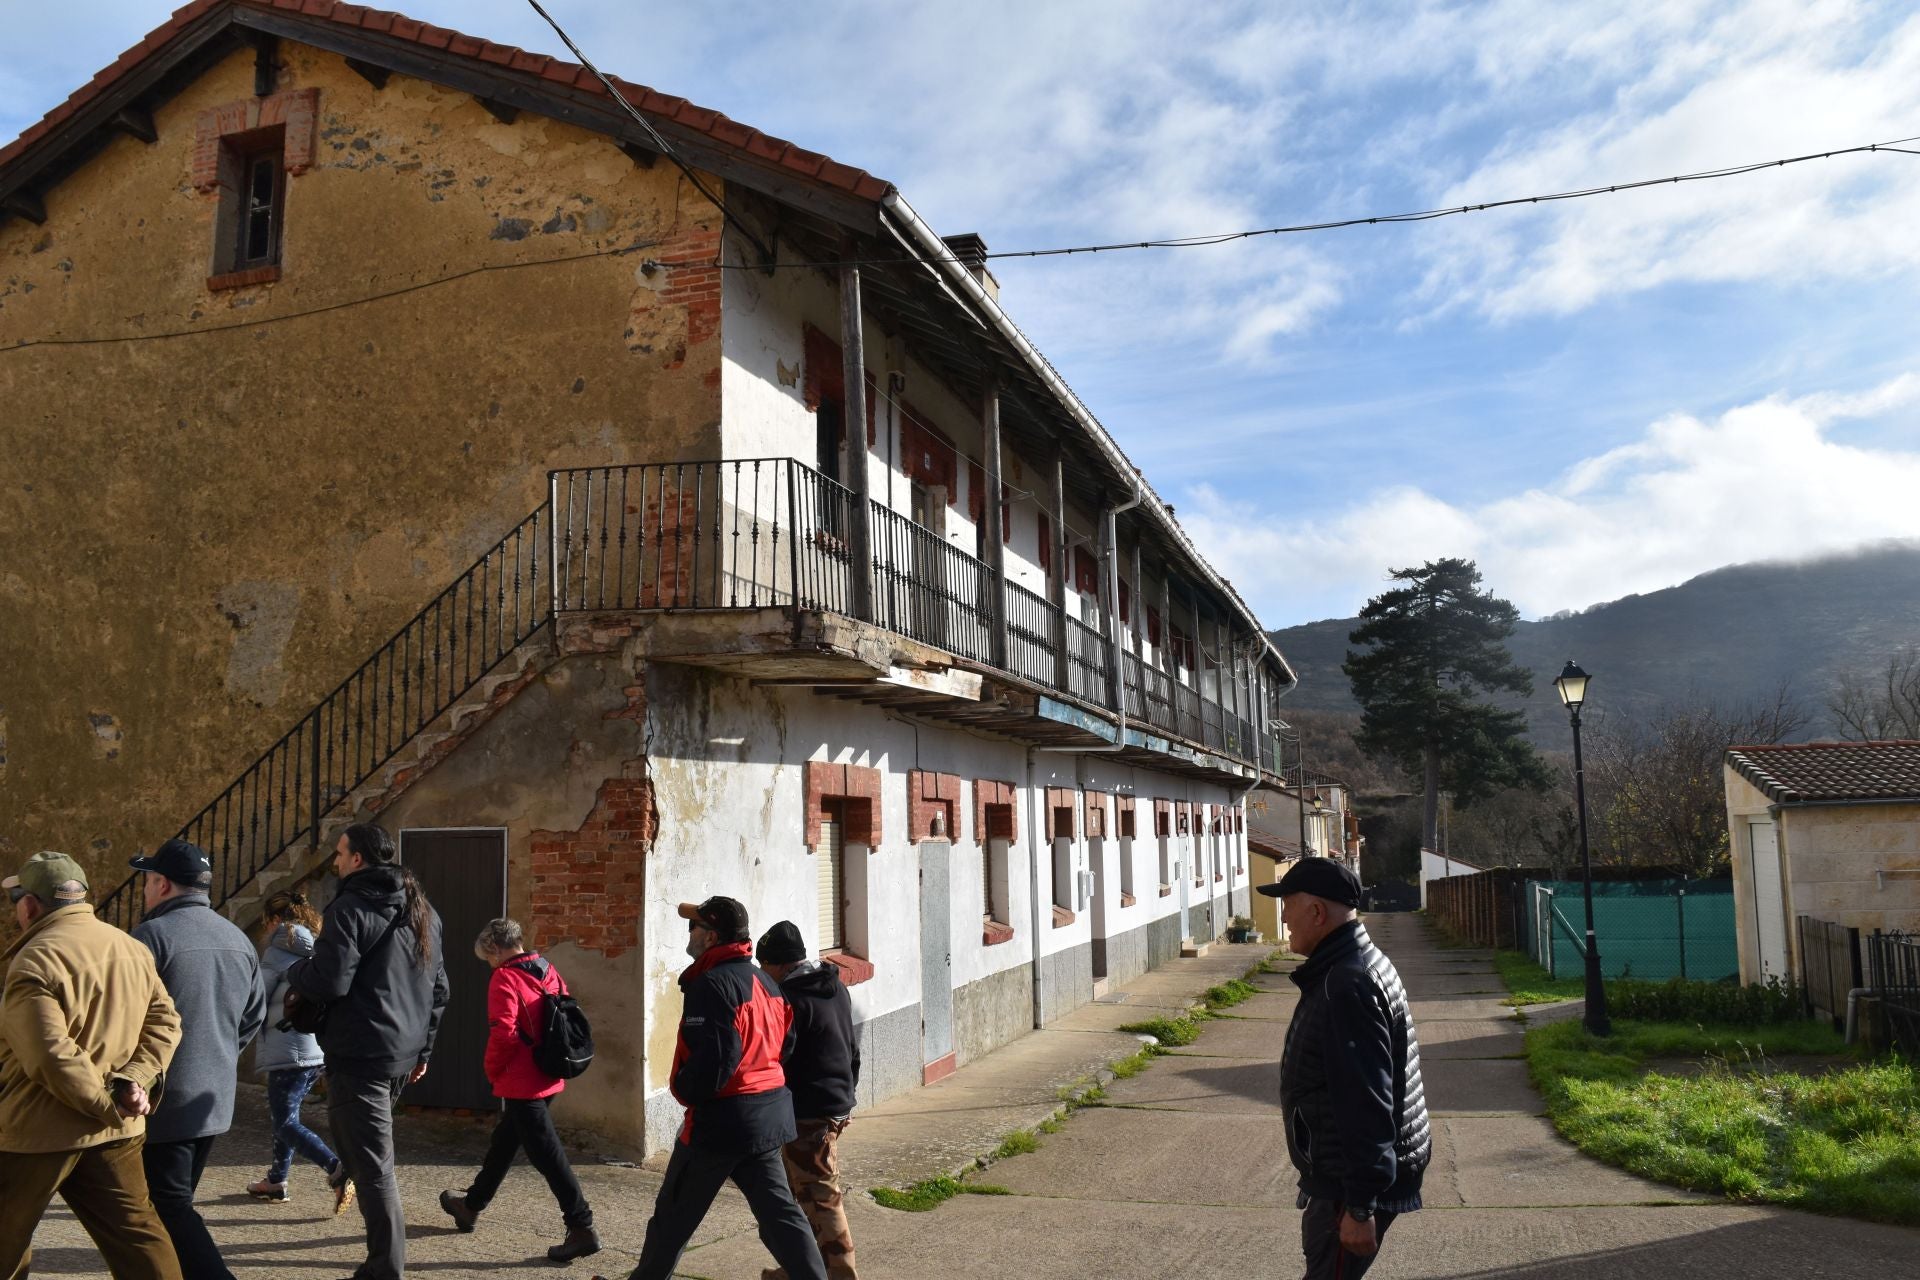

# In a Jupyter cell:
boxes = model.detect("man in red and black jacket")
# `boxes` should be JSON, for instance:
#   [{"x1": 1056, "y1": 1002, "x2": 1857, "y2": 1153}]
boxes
[{"x1": 622, "y1": 897, "x2": 827, "y2": 1280}]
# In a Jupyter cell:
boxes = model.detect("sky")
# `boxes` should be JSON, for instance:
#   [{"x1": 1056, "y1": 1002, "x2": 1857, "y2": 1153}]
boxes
[{"x1": 8, "y1": 0, "x2": 1920, "y2": 626}]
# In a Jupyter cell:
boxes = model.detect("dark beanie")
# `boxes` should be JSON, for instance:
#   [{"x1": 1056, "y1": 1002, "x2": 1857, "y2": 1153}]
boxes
[{"x1": 756, "y1": 920, "x2": 807, "y2": 965}]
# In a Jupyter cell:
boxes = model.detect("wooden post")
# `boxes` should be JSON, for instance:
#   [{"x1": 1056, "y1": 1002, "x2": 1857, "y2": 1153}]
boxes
[
  {"x1": 1050, "y1": 451, "x2": 1069, "y2": 690},
  {"x1": 1098, "y1": 499, "x2": 1119, "y2": 710},
  {"x1": 840, "y1": 262, "x2": 872, "y2": 620},
  {"x1": 982, "y1": 379, "x2": 1008, "y2": 668}
]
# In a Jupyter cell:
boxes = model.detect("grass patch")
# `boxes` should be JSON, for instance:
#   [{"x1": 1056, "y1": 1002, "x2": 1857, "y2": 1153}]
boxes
[
  {"x1": 870, "y1": 1176, "x2": 963, "y2": 1211},
  {"x1": 1525, "y1": 1019, "x2": 1919, "y2": 1224},
  {"x1": 1117, "y1": 1013, "x2": 1208, "y2": 1047},
  {"x1": 992, "y1": 1129, "x2": 1040, "y2": 1160},
  {"x1": 1492, "y1": 949, "x2": 1585, "y2": 1006},
  {"x1": 957, "y1": 1182, "x2": 1013, "y2": 1196},
  {"x1": 1109, "y1": 1047, "x2": 1154, "y2": 1079},
  {"x1": 1203, "y1": 978, "x2": 1260, "y2": 1011},
  {"x1": 1037, "y1": 1115, "x2": 1063, "y2": 1135}
]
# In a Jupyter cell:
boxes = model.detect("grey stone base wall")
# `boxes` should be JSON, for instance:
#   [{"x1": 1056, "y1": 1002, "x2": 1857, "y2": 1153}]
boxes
[
  {"x1": 1039, "y1": 940, "x2": 1093, "y2": 1025},
  {"x1": 854, "y1": 1001, "x2": 925, "y2": 1111},
  {"x1": 954, "y1": 961, "x2": 1034, "y2": 1069},
  {"x1": 1094, "y1": 921, "x2": 1151, "y2": 986},
  {"x1": 1147, "y1": 912, "x2": 1184, "y2": 970},
  {"x1": 1187, "y1": 893, "x2": 1235, "y2": 942}
]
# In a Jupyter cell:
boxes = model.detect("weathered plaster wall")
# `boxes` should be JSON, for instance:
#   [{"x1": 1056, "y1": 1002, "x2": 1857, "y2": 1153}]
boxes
[{"x1": 0, "y1": 42, "x2": 721, "y2": 887}]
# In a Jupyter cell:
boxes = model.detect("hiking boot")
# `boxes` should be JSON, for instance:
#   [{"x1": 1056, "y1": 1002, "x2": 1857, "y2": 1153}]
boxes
[
  {"x1": 326, "y1": 1162, "x2": 356, "y2": 1217},
  {"x1": 246, "y1": 1178, "x2": 288, "y2": 1202},
  {"x1": 440, "y1": 1190, "x2": 479, "y2": 1233},
  {"x1": 548, "y1": 1225, "x2": 601, "y2": 1262}
]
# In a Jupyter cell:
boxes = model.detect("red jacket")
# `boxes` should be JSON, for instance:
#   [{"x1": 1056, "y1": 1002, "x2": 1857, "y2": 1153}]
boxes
[
  {"x1": 483, "y1": 953, "x2": 565, "y2": 1101},
  {"x1": 670, "y1": 940, "x2": 796, "y2": 1150}
]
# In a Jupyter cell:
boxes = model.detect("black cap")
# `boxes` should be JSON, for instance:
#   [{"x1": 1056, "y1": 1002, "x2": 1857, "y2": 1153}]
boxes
[
  {"x1": 129, "y1": 838, "x2": 213, "y2": 889},
  {"x1": 756, "y1": 920, "x2": 807, "y2": 965},
  {"x1": 1255, "y1": 857, "x2": 1362, "y2": 908},
  {"x1": 677, "y1": 895, "x2": 750, "y2": 942}
]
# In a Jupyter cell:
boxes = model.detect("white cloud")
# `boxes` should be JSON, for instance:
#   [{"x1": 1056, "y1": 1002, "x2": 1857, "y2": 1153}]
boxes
[{"x1": 1180, "y1": 374, "x2": 1920, "y2": 622}]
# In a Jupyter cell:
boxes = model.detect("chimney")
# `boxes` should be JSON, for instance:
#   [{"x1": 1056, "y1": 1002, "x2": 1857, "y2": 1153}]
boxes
[{"x1": 940, "y1": 233, "x2": 999, "y2": 302}]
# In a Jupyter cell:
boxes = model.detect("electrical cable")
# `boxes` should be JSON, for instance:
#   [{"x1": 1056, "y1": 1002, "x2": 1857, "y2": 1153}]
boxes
[
  {"x1": 684, "y1": 133, "x2": 1920, "y2": 272},
  {"x1": 523, "y1": 0, "x2": 775, "y2": 268}
]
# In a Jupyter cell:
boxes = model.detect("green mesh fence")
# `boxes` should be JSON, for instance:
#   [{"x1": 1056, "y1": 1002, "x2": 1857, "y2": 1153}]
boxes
[{"x1": 1524, "y1": 879, "x2": 1738, "y2": 982}]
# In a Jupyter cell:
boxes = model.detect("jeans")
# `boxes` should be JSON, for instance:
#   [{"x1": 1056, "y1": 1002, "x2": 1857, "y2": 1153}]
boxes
[
  {"x1": 465, "y1": 1097, "x2": 593, "y2": 1230},
  {"x1": 0, "y1": 1136, "x2": 182, "y2": 1280},
  {"x1": 142, "y1": 1135, "x2": 235, "y2": 1280},
  {"x1": 1299, "y1": 1197, "x2": 1401, "y2": 1280},
  {"x1": 629, "y1": 1140, "x2": 825, "y2": 1280},
  {"x1": 266, "y1": 1066, "x2": 339, "y2": 1184},
  {"x1": 328, "y1": 1071, "x2": 409, "y2": 1280}
]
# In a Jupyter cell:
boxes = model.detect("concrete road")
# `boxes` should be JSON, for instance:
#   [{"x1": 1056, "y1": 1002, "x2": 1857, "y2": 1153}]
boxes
[{"x1": 27, "y1": 916, "x2": 1919, "y2": 1277}]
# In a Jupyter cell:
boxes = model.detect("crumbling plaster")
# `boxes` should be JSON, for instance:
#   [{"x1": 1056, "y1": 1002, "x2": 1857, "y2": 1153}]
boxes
[{"x1": 0, "y1": 40, "x2": 722, "y2": 888}]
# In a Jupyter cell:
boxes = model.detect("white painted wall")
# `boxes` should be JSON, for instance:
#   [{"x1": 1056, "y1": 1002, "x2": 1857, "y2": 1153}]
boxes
[{"x1": 1419, "y1": 849, "x2": 1483, "y2": 908}]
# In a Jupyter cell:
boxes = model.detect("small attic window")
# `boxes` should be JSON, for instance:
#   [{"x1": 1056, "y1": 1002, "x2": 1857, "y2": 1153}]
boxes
[{"x1": 209, "y1": 129, "x2": 285, "y2": 288}]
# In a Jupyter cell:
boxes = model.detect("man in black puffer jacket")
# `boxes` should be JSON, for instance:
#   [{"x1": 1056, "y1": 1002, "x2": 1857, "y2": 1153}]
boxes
[
  {"x1": 288, "y1": 823, "x2": 449, "y2": 1280},
  {"x1": 1260, "y1": 858, "x2": 1428, "y2": 1279},
  {"x1": 756, "y1": 920, "x2": 860, "y2": 1280}
]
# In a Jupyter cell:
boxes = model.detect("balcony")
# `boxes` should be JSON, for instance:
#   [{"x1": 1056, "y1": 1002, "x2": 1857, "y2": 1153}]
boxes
[{"x1": 548, "y1": 459, "x2": 1290, "y2": 784}]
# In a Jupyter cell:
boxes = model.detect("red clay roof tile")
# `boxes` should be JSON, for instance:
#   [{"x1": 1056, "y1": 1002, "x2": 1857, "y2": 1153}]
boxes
[{"x1": 1, "y1": 0, "x2": 893, "y2": 206}]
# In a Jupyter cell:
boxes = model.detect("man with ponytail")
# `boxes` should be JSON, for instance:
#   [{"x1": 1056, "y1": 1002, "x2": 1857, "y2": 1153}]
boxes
[{"x1": 288, "y1": 823, "x2": 449, "y2": 1280}]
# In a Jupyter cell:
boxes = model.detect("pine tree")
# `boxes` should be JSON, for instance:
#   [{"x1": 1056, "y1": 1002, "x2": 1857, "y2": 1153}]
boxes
[{"x1": 1343, "y1": 558, "x2": 1550, "y2": 856}]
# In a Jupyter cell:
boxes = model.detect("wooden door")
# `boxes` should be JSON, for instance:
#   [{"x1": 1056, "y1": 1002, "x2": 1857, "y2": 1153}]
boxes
[{"x1": 399, "y1": 828, "x2": 506, "y2": 1111}]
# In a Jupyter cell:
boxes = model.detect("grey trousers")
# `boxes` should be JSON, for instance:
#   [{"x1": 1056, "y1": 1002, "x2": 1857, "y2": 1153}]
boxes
[{"x1": 327, "y1": 1071, "x2": 409, "y2": 1280}]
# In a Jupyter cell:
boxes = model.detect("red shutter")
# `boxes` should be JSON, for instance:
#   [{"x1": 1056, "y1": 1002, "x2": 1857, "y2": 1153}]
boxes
[
  {"x1": 1074, "y1": 547, "x2": 1098, "y2": 595},
  {"x1": 1118, "y1": 579, "x2": 1131, "y2": 626},
  {"x1": 1038, "y1": 513, "x2": 1052, "y2": 574},
  {"x1": 1146, "y1": 606, "x2": 1161, "y2": 646}
]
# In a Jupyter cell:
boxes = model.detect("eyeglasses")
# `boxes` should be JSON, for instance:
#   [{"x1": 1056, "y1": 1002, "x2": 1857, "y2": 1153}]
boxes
[
  {"x1": 6, "y1": 886, "x2": 29, "y2": 905},
  {"x1": 687, "y1": 918, "x2": 711, "y2": 933}
]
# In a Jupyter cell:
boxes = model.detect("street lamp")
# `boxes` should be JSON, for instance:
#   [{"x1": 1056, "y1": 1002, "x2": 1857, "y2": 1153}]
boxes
[{"x1": 1555, "y1": 659, "x2": 1611, "y2": 1037}]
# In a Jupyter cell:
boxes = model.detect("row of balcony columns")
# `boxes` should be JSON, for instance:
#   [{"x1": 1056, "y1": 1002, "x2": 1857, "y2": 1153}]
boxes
[{"x1": 835, "y1": 261, "x2": 1285, "y2": 761}]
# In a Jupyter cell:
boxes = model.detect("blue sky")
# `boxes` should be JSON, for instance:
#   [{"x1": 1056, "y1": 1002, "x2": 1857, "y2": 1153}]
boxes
[{"x1": 9, "y1": 1, "x2": 1920, "y2": 626}]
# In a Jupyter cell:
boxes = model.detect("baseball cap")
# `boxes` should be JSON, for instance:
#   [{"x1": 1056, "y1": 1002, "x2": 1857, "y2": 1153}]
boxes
[
  {"x1": 3, "y1": 851, "x2": 91, "y2": 905},
  {"x1": 755, "y1": 920, "x2": 807, "y2": 965},
  {"x1": 129, "y1": 837, "x2": 214, "y2": 888},
  {"x1": 1254, "y1": 857, "x2": 1363, "y2": 908},
  {"x1": 677, "y1": 896, "x2": 750, "y2": 942}
]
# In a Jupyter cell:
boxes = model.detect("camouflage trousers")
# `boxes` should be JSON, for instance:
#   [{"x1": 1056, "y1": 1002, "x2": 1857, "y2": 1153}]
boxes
[{"x1": 776, "y1": 1118, "x2": 857, "y2": 1280}]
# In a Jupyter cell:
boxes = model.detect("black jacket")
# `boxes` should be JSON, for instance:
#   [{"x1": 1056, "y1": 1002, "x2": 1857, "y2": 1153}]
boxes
[
  {"x1": 670, "y1": 942, "x2": 796, "y2": 1154},
  {"x1": 287, "y1": 865, "x2": 450, "y2": 1080},
  {"x1": 778, "y1": 962, "x2": 860, "y2": 1120},
  {"x1": 1280, "y1": 919, "x2": 1429, "y2": 1211}
]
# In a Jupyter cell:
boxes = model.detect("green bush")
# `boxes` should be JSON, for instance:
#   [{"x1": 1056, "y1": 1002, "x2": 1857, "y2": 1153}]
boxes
[{"x1": 1605, "y1": 976, "x2": 1802, "y2": 1026}]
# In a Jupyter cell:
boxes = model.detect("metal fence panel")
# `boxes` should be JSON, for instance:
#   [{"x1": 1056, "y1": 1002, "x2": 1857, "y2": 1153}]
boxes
[{"x1": 1522, "y1": 879, "x2": 1738, "y2": 981}]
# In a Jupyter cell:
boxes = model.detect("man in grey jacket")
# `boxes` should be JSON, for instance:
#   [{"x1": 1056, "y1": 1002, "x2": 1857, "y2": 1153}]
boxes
[{"x1": 130, "y1": 838, "x2": 266, "y2": 1280}]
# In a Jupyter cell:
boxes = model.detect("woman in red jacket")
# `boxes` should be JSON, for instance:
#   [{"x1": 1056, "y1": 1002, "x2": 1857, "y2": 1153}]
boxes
[{"x1": 437, "y1": 918, "x2": 599, "y2": 1263}]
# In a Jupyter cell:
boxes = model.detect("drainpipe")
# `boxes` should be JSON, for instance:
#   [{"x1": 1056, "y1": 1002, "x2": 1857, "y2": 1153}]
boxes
[{"x1": 1025, "y1": 746, "x2": 1047, "y2": 1029}]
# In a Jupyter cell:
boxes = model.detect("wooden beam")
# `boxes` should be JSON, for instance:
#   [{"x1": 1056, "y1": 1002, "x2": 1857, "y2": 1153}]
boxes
[
  {"x1": 251, "y1": 33, "x2": 278, "y2": 97},
  {"x1": 111, "y1": 108, "x2": 157, "y2": 144},
  {"x1": 2, "y1": 191, "x2": 46, "y2": 225},
  {"x1": 619, "y1": 141, "x2": 658, "y2": 169},
  {"x1": 345, "y1": 57, "x2": 390, "y2": 89},
  {"x1": 478, "y1": 97, "x2": 520, "y2": 125}
]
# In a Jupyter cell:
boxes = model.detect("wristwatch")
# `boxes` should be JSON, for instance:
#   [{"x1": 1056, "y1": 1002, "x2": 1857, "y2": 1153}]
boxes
[{"x1": 1346, "y1": 1206, "x2": 1374, "y2": 1223}]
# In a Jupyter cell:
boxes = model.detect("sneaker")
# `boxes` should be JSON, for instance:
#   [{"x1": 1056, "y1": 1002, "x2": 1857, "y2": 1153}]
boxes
[
  {"x1": 327, "y1": 1163, "x2": 356, "y2": 1217},
  {"x1": 246, "y1": 1178, "x2": 288, "y2": 1202},
  {"x1": 547, "y1": 1225, "x2": 601, "y2": 1262},
  {"x1": 439, "y1": 1190, "x2": 478, "y2": 1233}
]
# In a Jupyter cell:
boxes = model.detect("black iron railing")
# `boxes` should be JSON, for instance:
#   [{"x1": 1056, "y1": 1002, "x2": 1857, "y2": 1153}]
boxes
[
  {"x1": 1868, "y1": 931, "x2": 1920, "y2": 1058},
  {"x1": 97, "y1": 505, "x2": 553, "y2": 931},
  {"x1": 102, "y1": 455, "x2": 1282, "y2": 931}
]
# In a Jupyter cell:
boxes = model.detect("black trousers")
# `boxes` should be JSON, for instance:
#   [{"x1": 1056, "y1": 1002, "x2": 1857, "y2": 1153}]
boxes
[
  {"x1": 628, "y1": 1141, "x2": 826, "y2": 1280},
  {"x1": 1299, "y1": 1197, "x2": 1400, "y2": 1280},
  {"x1": 142, "y1": 1135, "x2": 235, "y2": 1280},
  {"x1": 464, "y1": 1097, "x2": 593, "y2": 1230}
]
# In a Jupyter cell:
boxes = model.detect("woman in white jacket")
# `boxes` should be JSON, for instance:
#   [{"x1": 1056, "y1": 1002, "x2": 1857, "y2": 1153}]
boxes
[{"x1": 249, "y1": 890, "x2": 352, "y2": 1210}]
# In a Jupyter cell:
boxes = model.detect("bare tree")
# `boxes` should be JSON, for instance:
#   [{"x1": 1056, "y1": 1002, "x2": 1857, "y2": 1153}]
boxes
[
  {"x1": 1586, "y1": 684, "x2": 1807, "y2": 878},
  {"x1": 1829, "y1": 647, "x2": 1920, "y2": 740}
]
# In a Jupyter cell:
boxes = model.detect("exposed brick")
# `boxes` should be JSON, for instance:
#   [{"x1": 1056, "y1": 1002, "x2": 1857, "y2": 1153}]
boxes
[
  {"x1": 1084, "y1": 790, "x2": 1109, "y2": 840},
  {"x1": 1154, "y1": 797, "x2": 1172, "y2": 838},
  {"x1": 1044, "y1": 787, "x2": 1076, "y2": 842},
  {"x1": 906, "y1": 769, "x2": 960, "y2": 843},
  {"x1": 973, "y1": 778, "x2": 1017, "y2": 845}
]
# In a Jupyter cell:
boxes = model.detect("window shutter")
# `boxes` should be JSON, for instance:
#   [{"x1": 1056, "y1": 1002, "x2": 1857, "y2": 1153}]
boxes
[
  {"x1": 817, "y1": 812, "x2": 845, "y2": 950},
  {"x1": 1118, "y1": 578, "x2": 1131, "y2": 627},
  {"x1": 1038, "y1": 513, "x2": 1052, "y2": 574},
  {"x1": 983, "y1": 840, "x2": 997, "y2": 920},
  {"x1": 1146, "y1": 606, "x2": 1161, "y2": 646}
]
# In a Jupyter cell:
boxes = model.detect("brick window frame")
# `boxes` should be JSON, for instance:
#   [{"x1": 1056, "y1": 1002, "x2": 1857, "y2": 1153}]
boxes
[
  {"x1": 1084, "y1": 790, "x2": 1110, "y2": 841},
  {"x1": 974, "y1": 779, "x2": 1018, "y2": 844},
  {"x1": 1153, "y1": 798, "x2": 1172, "y2": 838},
  {"x1": 1117, "y1": 794, "x2": 1137, "y2": 840},
  {"x1": 193, "y1": 88, "x2": 318, "y2": 290},
  {"x1": 804, "y1": 761, "x2": 881, "y2": 985},
  {"x1": 907, "y1": 770, "x2": 962, "y2": 843}
]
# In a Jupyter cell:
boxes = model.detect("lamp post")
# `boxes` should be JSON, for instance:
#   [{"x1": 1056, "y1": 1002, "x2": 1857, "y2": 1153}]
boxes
[{"x1": 1555, "y1": 659, "x2": 1611, "y2": 1037}]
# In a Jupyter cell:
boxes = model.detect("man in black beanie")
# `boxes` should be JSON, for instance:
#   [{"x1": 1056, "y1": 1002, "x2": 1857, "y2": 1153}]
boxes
[
  {"x1": 756, "y1": 921, "x2": 860, "y2": 1280},
  {"x1": 1257, "y1": 859, "x2": 1429, "y2": 1279}
]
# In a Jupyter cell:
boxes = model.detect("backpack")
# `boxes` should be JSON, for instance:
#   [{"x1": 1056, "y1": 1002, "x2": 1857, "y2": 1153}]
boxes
[{"x1": 516, "y1": 958, "x2": 595, "y2": 1080}]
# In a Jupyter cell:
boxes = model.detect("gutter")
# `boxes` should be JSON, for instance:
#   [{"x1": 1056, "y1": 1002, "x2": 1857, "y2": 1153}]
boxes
[{"x1": 879, "y1": 191, "x2": 1295, "y2": 685}]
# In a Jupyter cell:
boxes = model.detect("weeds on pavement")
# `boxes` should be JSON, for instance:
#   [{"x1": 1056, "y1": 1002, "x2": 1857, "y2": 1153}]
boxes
[
  {"x1": 1492, "y1": 950, "x2": 1583, "y2": 1006},
  {"x1": 869, "y1": 1176, "x2": 1014, "y2": 1211}
]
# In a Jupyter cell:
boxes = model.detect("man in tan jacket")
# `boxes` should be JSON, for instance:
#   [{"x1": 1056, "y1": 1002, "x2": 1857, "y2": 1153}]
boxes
[{"x1": 0, "y1": 850, "x2": 184, "y2": 1279}]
